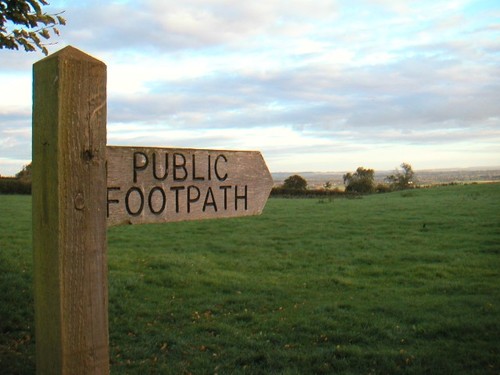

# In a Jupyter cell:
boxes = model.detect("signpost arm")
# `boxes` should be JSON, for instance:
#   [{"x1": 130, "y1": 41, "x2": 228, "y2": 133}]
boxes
[{"x1": 32, "y1": 46, "x2": 109, "y2": 374}]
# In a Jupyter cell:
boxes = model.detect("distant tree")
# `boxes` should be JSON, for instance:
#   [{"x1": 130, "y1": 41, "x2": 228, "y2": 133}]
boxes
[
  {"x1": 343, "y1": 167, "x2": 375, "y2": 193},
  {"x1": 283, "y1": 174, "x2": 307, "y2": 191},
  {"x1": 16, "y1": 162, "x2": 32, "y2": 181},
  {"x1": 385, "y1": 162, "x2": 416, "y2": 190},
  {"x1": 0, "y1": 0, "x2": 65, "y2": 55},
  {"x1": 323, "y1": 181, "x2": 333, "y2": 190}
]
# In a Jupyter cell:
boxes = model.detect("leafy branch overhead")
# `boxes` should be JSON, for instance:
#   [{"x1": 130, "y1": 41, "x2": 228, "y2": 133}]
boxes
[{"x1": 0, "y1": 0, "x2": 66, "y2": 55}]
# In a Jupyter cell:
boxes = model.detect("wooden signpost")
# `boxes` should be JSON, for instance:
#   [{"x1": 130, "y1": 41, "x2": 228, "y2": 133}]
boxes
[{"x1": 32, "y1": 46, "x2": 273, "y2": 374}]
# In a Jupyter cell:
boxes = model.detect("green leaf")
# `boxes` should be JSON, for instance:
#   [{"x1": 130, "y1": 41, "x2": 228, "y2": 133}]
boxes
[
  {"x1": 57, "y1": 15, "x2": 66, "y2": 25},
  {"x1": 39, "y1": 28, "x2": 50, "y2": 39}
]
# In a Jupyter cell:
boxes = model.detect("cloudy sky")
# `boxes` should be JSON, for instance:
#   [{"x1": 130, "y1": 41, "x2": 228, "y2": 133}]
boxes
[{"x1": 1, "y1": 0, "x2": 499, "y2": 176}]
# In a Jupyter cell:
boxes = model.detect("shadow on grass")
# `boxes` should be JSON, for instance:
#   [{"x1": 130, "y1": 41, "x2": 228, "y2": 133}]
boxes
[{"x1": 0, "y1": 258, "x2": 35, "y2": 374}]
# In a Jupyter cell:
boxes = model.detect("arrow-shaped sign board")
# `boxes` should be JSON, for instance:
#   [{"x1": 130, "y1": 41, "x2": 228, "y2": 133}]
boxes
[{"x1": 106, "y1": 146, "x2": 273, "y2": 226}]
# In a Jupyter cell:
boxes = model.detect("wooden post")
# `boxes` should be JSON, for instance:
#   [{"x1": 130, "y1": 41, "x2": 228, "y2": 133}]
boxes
[{"x1": 32, "y1": 46, "x2": 109, "y2": 374}]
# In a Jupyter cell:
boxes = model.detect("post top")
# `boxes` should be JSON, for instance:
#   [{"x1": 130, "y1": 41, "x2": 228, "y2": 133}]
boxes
[{"x1": 34, "y1": 45, "x2": 105, "y2": 66}]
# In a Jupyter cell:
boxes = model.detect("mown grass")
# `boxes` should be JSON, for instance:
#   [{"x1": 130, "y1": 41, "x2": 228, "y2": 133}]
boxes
[{"x1": 1, "y1": 183, "x2": 499, "y2": 374}]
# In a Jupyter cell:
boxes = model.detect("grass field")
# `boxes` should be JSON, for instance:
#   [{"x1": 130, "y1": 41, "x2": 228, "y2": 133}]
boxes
[{"x1": 1, "y1": 183, "x2": 499, "y2": 374}]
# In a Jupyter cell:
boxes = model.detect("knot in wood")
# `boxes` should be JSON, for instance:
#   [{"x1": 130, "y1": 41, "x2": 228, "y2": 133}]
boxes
[
  {"x1": 83, "y1": 149, "x2": 94, "y2": 162},
  {"x1": 74, "y1": 193, "x2": 85, "y2": 210}
]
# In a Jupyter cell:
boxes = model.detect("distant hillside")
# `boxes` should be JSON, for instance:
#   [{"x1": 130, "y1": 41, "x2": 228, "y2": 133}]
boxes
[{"x1": 272, "y1": 167, "x2": 500, "y2": 188}]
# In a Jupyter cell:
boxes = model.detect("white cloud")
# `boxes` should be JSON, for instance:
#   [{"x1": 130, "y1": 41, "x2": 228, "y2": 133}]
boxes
[{"x1": 0, "y1": 75, "x2": 32, "y2": 108}]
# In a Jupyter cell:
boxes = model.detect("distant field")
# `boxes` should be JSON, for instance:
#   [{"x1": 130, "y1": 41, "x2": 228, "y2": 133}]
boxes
[
  {"x1": 1, "y1": 183, "x2": 499, "y2": 374},
  {"x1": 272, "y1": 168, "x2": 500, "y2": 189}
]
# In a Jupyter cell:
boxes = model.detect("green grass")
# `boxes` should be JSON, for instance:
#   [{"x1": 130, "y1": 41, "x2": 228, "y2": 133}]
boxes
[{"x1": 1, "y1": 183, "x2": 499, "y2": 374}]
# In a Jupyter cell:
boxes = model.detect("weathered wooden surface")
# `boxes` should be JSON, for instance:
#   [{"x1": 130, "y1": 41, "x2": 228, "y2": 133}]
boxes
[
  {"x1": 107, "y1": 146, "x2": 273, "y2": 226},
  {"x1": 32, "y1": 46, "x2": 109, "y2": 374}
]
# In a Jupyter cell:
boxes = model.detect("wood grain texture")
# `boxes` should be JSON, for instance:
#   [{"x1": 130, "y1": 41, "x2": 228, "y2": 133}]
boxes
[
  {"x1": 107, "y1": 146, "x2": 273, "y2": 226},
  {"x1": 32, "y1": 46, "x2": 109, "y2": 374}
]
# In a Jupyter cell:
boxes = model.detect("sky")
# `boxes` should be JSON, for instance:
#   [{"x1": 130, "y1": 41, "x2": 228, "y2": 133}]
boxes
[{"x1": 1, "y1": 0, "x2": 499, "y2": 176}]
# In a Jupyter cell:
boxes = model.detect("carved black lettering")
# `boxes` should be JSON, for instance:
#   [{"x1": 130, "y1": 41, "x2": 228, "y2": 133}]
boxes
[
  {"x1": 187, "y1": 185, "x2": 200, "y2": 213},
  {"x1": 152, "y1": 152, "x2": 169, "y2": 181},
  {"x1": 235, "y1": 185, "x2": 248, "y2": 211},
  {"x1": 214, "y1": 154, "x2": 228, "y2": 181},
  {"x1": 173, "y1": 153, "x2": 187, "y2": 181},
  {"x1": 170, "y1": 186, "x2": 185, "y2": 213},
  {"x1": 148, "y1": 186, "x2": 166, "y2": 215},
  {"x1": 192, "y1": 154, "x2": 205, "y2": 181},
  {"x1": 133, "y1": 151, "x2": 148, "y2": 183},
  {"x1": 219, "y1": 185, "x2": 232, "y2": 210},
  {"x1": 107, "y1": 187, "x2": 120, "y2": 217},
  {"x1": 203, "y1": 187, "x2": 217, "y2": 212},
  {"x1": 208, "y1": 154, "x2": 212, "y2": 181},
  {"x1": 125, "y1": 187, "x2": 144, "y2": 216}
]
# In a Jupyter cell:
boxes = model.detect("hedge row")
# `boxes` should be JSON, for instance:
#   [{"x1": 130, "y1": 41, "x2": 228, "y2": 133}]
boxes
[
  {"x1": 0, "y1": 178, "x2": 31, "y2": 195},
  {"x1": 1, "y1": 181, "x2": 394, "y2": 197},
  {"x1": 271, "y1": 187, "x2": 361, "y2": 198}
]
